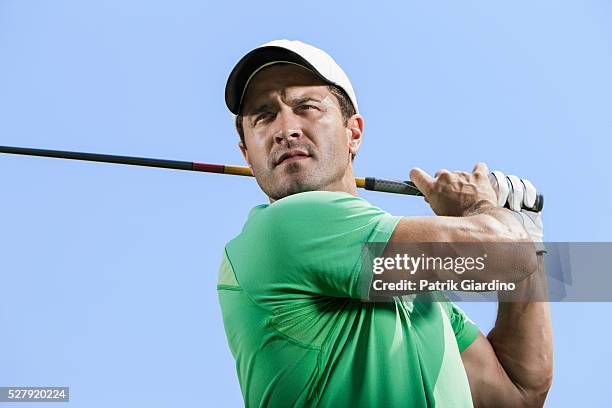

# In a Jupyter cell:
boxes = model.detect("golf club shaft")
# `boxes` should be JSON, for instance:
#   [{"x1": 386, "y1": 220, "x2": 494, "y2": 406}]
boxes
[{"x1": 0, "y1": 145, "x2": 543, "y2": 211}]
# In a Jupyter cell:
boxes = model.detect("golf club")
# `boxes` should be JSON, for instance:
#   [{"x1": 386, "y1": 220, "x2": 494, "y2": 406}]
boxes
[{"x1": 0, "y1": 145, "x2": 543, "y2": 212}]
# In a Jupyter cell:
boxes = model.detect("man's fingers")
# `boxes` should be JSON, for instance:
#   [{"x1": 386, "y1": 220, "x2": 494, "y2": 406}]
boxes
[
  {"x1": 521, "y1": 179, "x2": 537, "y2": 209},
  {"x1": 490, "y1": 170, "x2": 509, "y2": 207},
  {"x1": 409, "y1": 167, "x2": 434, "y2": 196},
  {"x1": 434, "y1": 168, "x2": 450, "y2": 178},
  {"x1": 472, "y1": 162, "x2": 489, "y2": 177},
  {"x1": 489, "y1": 172, "x2": 539, "y2": 212},
  {"x1": 507, "y1": 175, "x2": 524, "y2": 211}
]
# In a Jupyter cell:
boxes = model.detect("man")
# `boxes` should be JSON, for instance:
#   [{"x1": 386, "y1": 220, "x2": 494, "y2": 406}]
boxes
[{"x1": 218, "y1": 39, "x2": 552, "y2": 407}]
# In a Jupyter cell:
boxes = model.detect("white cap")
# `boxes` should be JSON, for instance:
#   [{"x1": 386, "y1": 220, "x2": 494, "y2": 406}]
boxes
[{"x1": 224, "y1": 39, "x2": 359, "y2": 115}]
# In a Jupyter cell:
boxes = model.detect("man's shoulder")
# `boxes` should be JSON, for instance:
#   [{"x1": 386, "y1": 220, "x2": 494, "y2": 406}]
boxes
[
  {"x1": 225, "y1": 191, "x2": 354, "y2": 247},
  {"x1": 233, "y1": 191, "x2": 389, "y2": 241},
  {"x1": 267, "y1": 190, "x2": 366, "y2": 211},
  {"x1": 248, "y1": 191, "x2": 382, "y2": 223}
]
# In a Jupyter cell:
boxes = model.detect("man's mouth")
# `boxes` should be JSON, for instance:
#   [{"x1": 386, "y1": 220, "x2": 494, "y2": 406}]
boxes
[{"x1": 275, "y1": 150, "x2": 311, "y2": 166}]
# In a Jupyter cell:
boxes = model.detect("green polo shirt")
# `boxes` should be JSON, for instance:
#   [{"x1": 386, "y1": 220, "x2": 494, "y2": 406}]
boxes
[{"x1": 217, "y1": 191, "x2": 479, "y2": 407}]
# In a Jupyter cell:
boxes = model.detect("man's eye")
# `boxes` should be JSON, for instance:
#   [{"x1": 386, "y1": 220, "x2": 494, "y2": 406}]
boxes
[
  {"x1": 297, "y1": 104, "x2": 317, "y2": 111},
  {"x1": 255, "y1": 113, "x2": 273, "y2": 123}
]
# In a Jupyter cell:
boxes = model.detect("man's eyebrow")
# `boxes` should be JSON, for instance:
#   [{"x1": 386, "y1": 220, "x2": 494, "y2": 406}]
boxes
[
  {"x1": 290, "y1": 96, "x2": 321, "y2": 105},
  {"x1": 246, "y1": 96, "x2": 322, "y2": 116},
  {"x1": 247, "y1": 102, "x2": 274, "y2": 116}
]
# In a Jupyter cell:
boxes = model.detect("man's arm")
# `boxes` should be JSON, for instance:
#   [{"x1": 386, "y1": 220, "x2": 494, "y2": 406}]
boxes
[
  {"x1": 461, "y1": 257, "x2": 553, "y2": 407},
  {"x1": 382, "y1": 208, "x2": 538, "y2": 285},
  {"x1": 382, "y1": 163, "x2": 539, "y2": 286},
  {"x1": 402, "y1": 163, "x2": 552, "y2": 406}
]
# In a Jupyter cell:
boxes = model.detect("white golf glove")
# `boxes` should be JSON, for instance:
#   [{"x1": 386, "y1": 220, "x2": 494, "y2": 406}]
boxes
[{"x1": 490, "y1": 171, "x2": 546, "y2": 254}]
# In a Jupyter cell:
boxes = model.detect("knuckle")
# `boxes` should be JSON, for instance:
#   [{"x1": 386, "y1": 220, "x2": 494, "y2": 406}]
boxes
[{"x1": 438, "y1": 174, "x2": 452, "y2": 183}]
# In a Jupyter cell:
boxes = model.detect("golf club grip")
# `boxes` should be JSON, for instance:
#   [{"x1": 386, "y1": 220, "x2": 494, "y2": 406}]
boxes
[
  {"x1": 364, "y1": 177, "x2": 544, "y2": 212},
  {"x1": 365, "y1": 177, "x2": 423, "y2": 197}
]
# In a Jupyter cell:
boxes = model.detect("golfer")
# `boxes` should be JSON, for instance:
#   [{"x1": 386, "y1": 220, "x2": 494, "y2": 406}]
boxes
[{"x1": 218, "y1": 40, "x2": 552, "y2": 407}]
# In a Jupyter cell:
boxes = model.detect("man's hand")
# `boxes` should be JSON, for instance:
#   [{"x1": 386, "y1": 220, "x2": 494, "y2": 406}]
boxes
[{"x1": 409, "y1": 162, "x2": 498, "y2": 217}]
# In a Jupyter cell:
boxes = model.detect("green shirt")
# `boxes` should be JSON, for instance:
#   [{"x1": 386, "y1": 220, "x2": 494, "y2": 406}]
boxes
[{"x1": 217, "y1": 191, "x2": 479, "y2": 407}]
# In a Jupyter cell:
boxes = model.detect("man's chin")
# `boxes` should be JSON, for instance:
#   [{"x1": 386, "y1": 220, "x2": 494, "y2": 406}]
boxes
[
  {"x1": 276, "y1": 178, "x2": 318, "y2": 198},
  {"x1": 267, "y1": 172, "x2": 323, "y2": 200},
  {"x1": 258, "y1": 160, "x2": 331, "y2": 200},
  {"x1": 277, "y1": 158, "x2": 311, "y2": 174}
]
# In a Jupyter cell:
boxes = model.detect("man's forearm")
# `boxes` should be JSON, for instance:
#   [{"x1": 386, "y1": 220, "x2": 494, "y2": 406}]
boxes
[
  {"x1": 487, "y1": 255, "x2": 553, "y2": 406},
  {"x1": 386, "y1": 208, "x2": 539, "y2": 289}
]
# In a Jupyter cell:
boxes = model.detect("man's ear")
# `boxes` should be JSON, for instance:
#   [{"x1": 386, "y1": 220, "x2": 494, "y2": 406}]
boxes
[
  {"x1": 346, "y1": 114, "x2": 364, "y2": 158},
  {"x1": 239, "y1": 141, "x2": 252, "y2": 168}
]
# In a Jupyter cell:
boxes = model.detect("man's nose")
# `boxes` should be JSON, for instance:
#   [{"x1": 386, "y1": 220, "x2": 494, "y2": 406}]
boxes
[{"x1": 273, "y1": 108, "x2": 302, "y2": 144}]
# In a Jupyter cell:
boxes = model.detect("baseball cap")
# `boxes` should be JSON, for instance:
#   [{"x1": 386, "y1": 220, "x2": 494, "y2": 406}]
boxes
[{"x1": 224, "y1": 39, "x2": 359, "y2": 116}]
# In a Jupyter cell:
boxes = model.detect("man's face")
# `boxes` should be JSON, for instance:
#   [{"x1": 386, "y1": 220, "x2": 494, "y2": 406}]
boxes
[{"x1": 239, "y1": 63, "x2": 362, "y2": 201}]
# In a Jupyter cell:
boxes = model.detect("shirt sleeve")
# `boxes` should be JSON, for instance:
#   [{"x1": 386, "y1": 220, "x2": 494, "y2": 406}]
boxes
[
  {"x1": 442, "y1": 301, "x2": 480, "y2": 352},
  {"x1": 225, "y1": 191, "x2": 401, "y2": 302}
]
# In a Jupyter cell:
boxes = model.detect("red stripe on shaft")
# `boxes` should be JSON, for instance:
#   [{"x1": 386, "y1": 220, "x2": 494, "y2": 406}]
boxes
[{"x1": 191, "y1": 162, "x2": 225, "y2": 173}]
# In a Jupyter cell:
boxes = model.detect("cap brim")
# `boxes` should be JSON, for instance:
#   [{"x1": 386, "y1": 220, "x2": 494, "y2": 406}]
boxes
[{"x1": 225, "y1": 46, "x2": 329, "y2": 115}]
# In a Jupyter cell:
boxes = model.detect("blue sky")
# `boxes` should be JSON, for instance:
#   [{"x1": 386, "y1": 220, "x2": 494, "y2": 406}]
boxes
[{"x1": 1, "y1": 1, "x2": 610, "y2": 406}]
